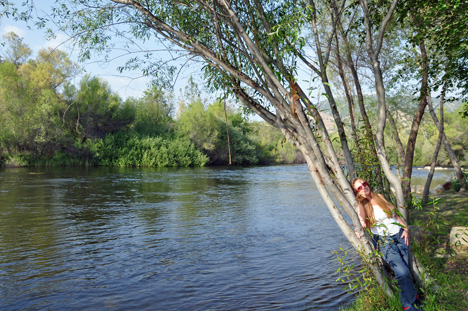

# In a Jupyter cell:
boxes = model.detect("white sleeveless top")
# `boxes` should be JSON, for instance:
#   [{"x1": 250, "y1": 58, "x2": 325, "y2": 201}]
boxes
[{"x1": 370, "y1": 204, "x2": 401, "y2": 236}]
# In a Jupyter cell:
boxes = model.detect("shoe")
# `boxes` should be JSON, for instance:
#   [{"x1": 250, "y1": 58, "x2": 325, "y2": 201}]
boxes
[
  {"x1": 403, "y1": 306, "x2": 422, "y2": 311},
  {"x1": 414, "y1": 294, "x2": 423, "y2": 310}
]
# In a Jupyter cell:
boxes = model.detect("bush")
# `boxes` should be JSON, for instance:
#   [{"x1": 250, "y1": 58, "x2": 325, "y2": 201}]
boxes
[
  {"x1": 96, "y1": 131, "x2": 209, "y2": 167},
  {"x1": 3, "y1": 153, "x2": 29, "y2": 167},
  {"x1": 451, "y1": 170, "x2": 468, "y2": 191}
]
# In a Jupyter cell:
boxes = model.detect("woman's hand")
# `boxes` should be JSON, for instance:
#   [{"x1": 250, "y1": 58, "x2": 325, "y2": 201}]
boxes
[
  {"x1": 355, "y1": 231, "x2": 362, "y2": 239},
  {"x1": 400, "y1": 227, "x2": 409, "y2": 245}
]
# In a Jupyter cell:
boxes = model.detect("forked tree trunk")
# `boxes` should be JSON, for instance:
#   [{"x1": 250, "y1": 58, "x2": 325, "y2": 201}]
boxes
[
  {"x1": 422, "y1": 93, "x2": 444, "y2": 203},
  {"x1": 359, "y1": 0, "x2": 406, "y2": 216},
  {"x1": 426, "y1": 84, "x2": 465, "y2": 191},
  {"x1": 402, "y1": 32, "x2": 430, "y2": 206}
]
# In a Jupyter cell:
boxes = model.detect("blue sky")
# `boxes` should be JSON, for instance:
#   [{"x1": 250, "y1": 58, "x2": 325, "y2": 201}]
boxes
[
  {"x1": 0, "y1": 2, "x2": 320, "y2": 114},
  {"x1": 0, "y1": 2, "x2": 202, "y2": 101}
]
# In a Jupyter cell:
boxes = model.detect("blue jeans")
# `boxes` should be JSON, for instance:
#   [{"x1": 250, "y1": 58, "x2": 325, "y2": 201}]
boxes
[{"x1": 376, "y1": 229, "x2": 417, "y2": 309}]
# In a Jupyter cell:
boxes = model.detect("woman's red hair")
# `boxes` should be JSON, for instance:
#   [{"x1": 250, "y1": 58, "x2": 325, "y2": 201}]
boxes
[{"x1": 352, "y1": 178, "x2": 394, "y2": 228}]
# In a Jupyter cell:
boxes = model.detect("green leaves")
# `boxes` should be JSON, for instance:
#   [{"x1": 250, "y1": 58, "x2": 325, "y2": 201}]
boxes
[{"x1": 1, "y1": 32, "x2": 32, "y2": 66}]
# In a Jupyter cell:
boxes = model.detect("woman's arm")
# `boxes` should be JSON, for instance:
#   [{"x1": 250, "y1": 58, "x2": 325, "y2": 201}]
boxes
[
  {"x1": 395, "y1": 213, "x2": 409, "y2": 245},
  {"x1": 355, "y1": 202, "x2": 367, "y2": 239},
  {"x1": 357, "y1": 202, "x2": 367, "y2": 228}
]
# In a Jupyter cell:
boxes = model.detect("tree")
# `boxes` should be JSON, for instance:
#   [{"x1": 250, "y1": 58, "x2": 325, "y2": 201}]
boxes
[
  {"x1": 19, "y1": 47, "x2": 80, "y2": 91},
  {"x1": 28, "y1": 0, "x2": 451, "y2": 295},
  {"x1": 1, "y1": 32, "x2": 32, "y2": 66},
  {"x1": 396, "y1": 0, "x2": 467, "y2": 190},
  {"x1": 0, "y1": 40, "x2": 79, "y2": 160},
  {"x1": 133, "y1": 84, "x2": 174, "y2": 135},
  {"x1": 63, "y1": 75, "x2": 135, "y2": 141}
]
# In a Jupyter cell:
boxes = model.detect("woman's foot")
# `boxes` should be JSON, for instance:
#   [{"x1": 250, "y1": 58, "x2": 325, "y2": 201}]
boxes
[{"x1": 414, "y1": 294, "x2": 423, "y2": 310}]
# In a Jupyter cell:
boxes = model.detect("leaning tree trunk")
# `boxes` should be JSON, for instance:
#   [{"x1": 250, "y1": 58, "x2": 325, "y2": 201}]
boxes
[
  {"x1": 359, "y1": 0, "x2": 406, "y2": 216},
  {"x1": 401, "y1": 30, "x2": 430, "y2": 207},
  {"x1": 303, "y1": 0, "x2": 357, "y2": 179},
  {"x1": 333, "y1": 27, "x2": 362, "y2": 171},
  {"x1": 426, "y1": 82, "x2": 465, "y2": 190},
  {"x1": 333, "y1": 7, "x2": 387, "y2": 192},
  {"x1": 56, "y1": 0, "x2": 435, "y2": 299},
  {"x1": 422, "y1": 92, "x2": 444, "y2": 203}
]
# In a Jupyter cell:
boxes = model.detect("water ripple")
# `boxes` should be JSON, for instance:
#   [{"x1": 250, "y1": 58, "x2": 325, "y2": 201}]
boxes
[{"x1": 0, "y1": 165, "x2": 369, "y2": 310}]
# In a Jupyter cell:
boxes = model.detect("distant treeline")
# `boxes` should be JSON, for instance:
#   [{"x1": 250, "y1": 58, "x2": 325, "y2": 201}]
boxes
[
  {"x1": 0, "y1": 32, "x2": 466, "y2": 168},
  {"x1": 0, "y1": 36, "x2": 303, "y2": 167}
]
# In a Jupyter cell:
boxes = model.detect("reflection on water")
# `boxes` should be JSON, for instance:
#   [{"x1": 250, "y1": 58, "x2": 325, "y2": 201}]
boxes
[
  {"x1": 0, "y1": 165, "x2": 452, "y2": 310},
  {"x1": 409, "y1": 167, "x2": 455, "y2": 187}
]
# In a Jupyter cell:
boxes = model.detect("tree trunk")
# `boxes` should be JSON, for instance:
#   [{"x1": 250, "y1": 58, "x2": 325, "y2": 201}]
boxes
[
  {"x1": 308, "y1": 0, "x2": 356, "y2": 179},
  {"x1": 334, "y1": 9, "x2": 387, "y2": 192},
  {"x1": 402, "y1": 37, "x2": 429, "y2": 206},
  {"x1": 333, "y1": 29, "x2": 362, "y2": 175},
  {"x1": 426, "y1": 85, "x2": 465, "y2": 190},
  {"x1": 386, "y1": 109, "x2": 406, "y2": 166},
  {"x1": 360, "y1": 0, "x2": 405, "y2": 217},
  {"x1": 224, "y1": 101, "x2": 232, "y2": 165},
  {"x1": 422, "y1": 93, "x2": 444, "y2": 203}
]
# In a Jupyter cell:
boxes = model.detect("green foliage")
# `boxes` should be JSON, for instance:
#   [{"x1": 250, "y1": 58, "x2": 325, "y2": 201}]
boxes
[
  {"x1": 95, "y1": 131, "x2": 208, "y2": 167},
  {"x1": 412, "y1": 106, "x2": 468, "y2": 167},
  {"x1": 1, "y1": 31, "x2": 32, "y2": 66},
  {"x1": 0, "y1": 35, "x2": 300, "y2": 168},
  {"x1": 412, "y1": 197, "x2": 444, "y2": 262},
  {"x1": 248, "y1": 121, "x2": 304, "y2": 165},
  {"x1": 334, "y1": 247, "x2": 401, "y2": 311},
  {"x1": 20, "y1": 47, "x2": 80, "y2": 91},
  {"x1": 177, "y1": 98, "x2": 220, "y2": 151},
  {"x1": 176, "y1": 97, "x2": 268, "y2": 166},
  {"x1": 132, "y1": 84, "x2": 174, "y2": 136},
  {"x1": 2, "y1": 154, "x2": 29, "y2": 167},
  {"x1": 451, "y1": 170, "x2": 468, "y2": 192},
  {"x1": 63, "y1": 74, "x2": 135, "y2": 140},
  {"x1": 406, "y1": 196, "x2": 468, "y2": 311},
  {"x1": 460, "y1": 102, "x2": 468, "y2": 118}
]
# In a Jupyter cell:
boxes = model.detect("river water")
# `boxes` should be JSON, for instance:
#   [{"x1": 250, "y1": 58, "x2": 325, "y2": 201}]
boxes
[{"x1": 0, "y1": 165, "x2": 454, "y2": 311}]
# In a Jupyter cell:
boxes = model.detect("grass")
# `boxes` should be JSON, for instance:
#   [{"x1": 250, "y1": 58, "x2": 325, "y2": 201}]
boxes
[{"x1": 341, "y1": 190, "x2": 468, "y2": 311}]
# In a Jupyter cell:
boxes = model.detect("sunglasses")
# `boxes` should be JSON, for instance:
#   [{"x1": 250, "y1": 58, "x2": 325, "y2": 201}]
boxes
[{"x1": 356, "y1": 182, "x2": 368, "y2": 192}]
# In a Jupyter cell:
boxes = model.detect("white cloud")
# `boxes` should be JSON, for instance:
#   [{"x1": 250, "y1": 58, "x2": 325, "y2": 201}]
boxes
[
  {"x1": 97, "y1": 74, "x2": 150, "y2": 100},
  {"x1": 1, "y1": 25, "x2": 26, "y2": 37},
  {"x1": 43, "y1": 33, "x2": 73, "y2": 51}
]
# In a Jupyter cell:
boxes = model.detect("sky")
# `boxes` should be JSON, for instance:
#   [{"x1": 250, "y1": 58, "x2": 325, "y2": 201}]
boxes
[
  {"x1": 0, "y1": 2, "x2": 203, "y2": 101},
  {"x1": 0, "y1": 1, "x2": 319, "y2": 113}
]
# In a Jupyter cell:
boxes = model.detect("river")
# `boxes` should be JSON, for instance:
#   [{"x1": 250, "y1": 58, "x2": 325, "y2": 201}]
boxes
[{"x1": 0, "y1": 165, "x2": 454, "y2": 310}]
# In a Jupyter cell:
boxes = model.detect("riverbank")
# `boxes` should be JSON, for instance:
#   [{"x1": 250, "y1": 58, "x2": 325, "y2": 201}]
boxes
[
  {"x1": 342, "y1": 189, "x2": 468, "y2": 311},
  {"x1": 410, "y1": 190, "x2": 468, "y2": 310}
]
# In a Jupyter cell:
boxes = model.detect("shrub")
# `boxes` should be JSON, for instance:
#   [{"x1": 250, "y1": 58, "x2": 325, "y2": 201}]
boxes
[{"x1": 96, "y1": 131, "x2": 208, "y2": 167}]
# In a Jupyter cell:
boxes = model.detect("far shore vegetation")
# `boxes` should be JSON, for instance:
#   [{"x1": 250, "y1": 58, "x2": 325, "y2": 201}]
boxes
[{"x1": 0, "y1": 33, "x2": 467, "y2": 170}]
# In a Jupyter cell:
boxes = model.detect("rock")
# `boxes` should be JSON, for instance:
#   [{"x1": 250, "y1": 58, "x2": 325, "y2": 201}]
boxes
[
  {"x1": 450, "y1": 227, "x2": 468, "y2": 247},
  {"x1": 411, "y1": 185, "x2": 425, "y2": 194},
  {"x1": 442, "y1": 181, "x2": 452, "y2": 190},
  {"x1": 430, "y1": 184, "x2": 445, "y2": 195}
]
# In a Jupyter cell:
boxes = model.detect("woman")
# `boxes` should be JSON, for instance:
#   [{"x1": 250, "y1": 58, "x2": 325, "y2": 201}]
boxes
[{"x1": 352, "y1": 178, "x2": 423, "y2": 311}]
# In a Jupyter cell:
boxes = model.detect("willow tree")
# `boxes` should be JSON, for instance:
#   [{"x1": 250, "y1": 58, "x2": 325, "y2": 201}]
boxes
[{"x1": 23, "y1": 0, "x2": 434, "y2": 296}]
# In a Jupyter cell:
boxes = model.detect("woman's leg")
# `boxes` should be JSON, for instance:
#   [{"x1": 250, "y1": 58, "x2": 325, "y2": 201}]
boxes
[{"x1": 383, "y1": 240, "x2": 417, "y2": 309}]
